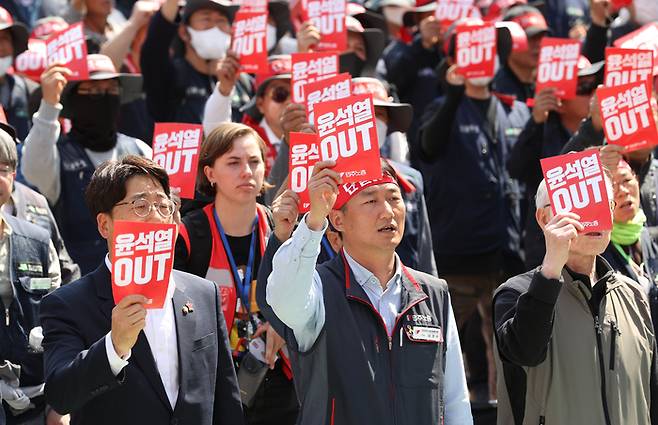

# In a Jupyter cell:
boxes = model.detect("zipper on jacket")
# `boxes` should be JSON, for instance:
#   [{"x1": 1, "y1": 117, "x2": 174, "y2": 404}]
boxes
[
  {"x1": 4, "y1": 307, "x2": 8, "y2": 326},
  {"x1": 609, "y1": 321, "x2": 619, "y2": 371},
  {"x1": 594, "y1": 315, "x2": 613, "y2": 425}
]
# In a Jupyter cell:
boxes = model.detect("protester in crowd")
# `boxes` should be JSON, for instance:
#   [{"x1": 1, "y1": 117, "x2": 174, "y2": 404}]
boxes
[
  {"x1": 174, "y1": 123, "x2": 298, "y2": 425},
  {"x1": 140, "y1": 0, "x2": 253, "y2": 124},
  {"x1": 369, "y1": 0, "x2": 414, "y2": 43},
  {"x1": 491, "y1": 5, "x2": 549, "y2": 104},
  {"x1": 541, "y1": 0, "x2": 589, "y2": 39},
  {"x1": 419, "y1": 38, "x2": 529, "y2": 399},
  {"x1": 0, "y1": 8, "x2": 34, "y2": 141},
  {"x1": 265, "y1": 1, "x2": 294, "y2": 55},
  {"x1": 602, "y1": 160, "x2": 658, "y2": 333},
  {"x1": 561, "y1": 94, "x2": 658, "y2": 243},
  {"x1": 380, "y1": 1, "x2": 443, "y2": 159},
  {"x1": 266, "y1": 159, "x2": 473, "y2": 424},
  {"x1": 508, "y1": 58, "x2": 603, "y2": 269},
  {"x1": 296, "y1": 15, "x2": 386, "y2": 78},
  {"x1": 203, "y1": 55, "x2": 291, "y2": 176},
  {"x1": 0, "y1": 123, "x2": 80, "y2": 284},
  {"x1": 40, "y1": 155, "x2": 243, "y2": 425},
  {"x1": 0, "y1": 126, "x2": 63, "y2": 425},
  {"x1": 21, "y1": 54, "x2": 150, "y2": 275},
  {"x1": 63, "y1": 0, "x2": 128, "y2": 54},
  {"x1": 493, "y1": 177, "x2": 658, "y2": 425}
]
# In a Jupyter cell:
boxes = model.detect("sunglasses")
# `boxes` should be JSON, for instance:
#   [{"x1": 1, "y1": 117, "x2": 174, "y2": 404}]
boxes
[
  {"x1": 269, "y1": 86, "x2": 290, "y2": 103},
  {"x1": 576, "y1": 79, "x2": 598, "y2": 96}
]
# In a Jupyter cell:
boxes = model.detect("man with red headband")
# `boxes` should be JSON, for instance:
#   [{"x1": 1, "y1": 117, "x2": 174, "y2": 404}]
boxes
[{"x1": 266, "y1": 160, "x2": 472, "y2": 425}]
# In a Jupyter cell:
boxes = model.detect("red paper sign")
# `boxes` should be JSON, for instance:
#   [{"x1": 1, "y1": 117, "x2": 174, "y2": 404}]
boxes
[
  {"x1": 152, "y1": 123, "x2": 203, "y2": 199},
  {"x1": 289, "y1": 132, "x2": 321, "y2": 212},
  {"x1": 231, "y1": 11, "x2": 269, "y2": 73},
  {"x1": 306, "y1": 0, "x2": 347, "y2": 51},
  {"x1": 455, "y1": 23, "x2": 497, "y2": 79},
  {"x1": 597, "y1": 82, "x2": 658, "y2": 152},
  {"x1": 540, "y1": 151, "x2": 612, "y2": 232},
  {"x1": 305, "y1": 72, "x2": 351, "y2": 122},
  {"x1": 605, "y1": 47, "x2": 654, "y2": 93},
  {"x1": 291, "y1": 51, "x2": 340, "y2": 103},
  {"x1": 535, "y1": 38, "x2": 580, "y2": 99},
  {"x1": 614, "y1": 23, "x2": 658, "y2": 77},
  {"x1": 313, "y1": 94, "x2": 382, "y2": 183},
  {"x1": 237, "y1": 0, "x2": 267, "y2": 13},
  {"x1": 112, "y1": 221, "x2": 177, "y2": 309},
  {"x1": 45, "y1": 23, "x2": 89, "y2": 80},
  {"x1": 435, "y1": 0, "x2": 481, "y2": 27},
  {"x1": 290, "y1": 0, "x2": 306, "y2": 32},
  {"x1": 14, "y1": 38, "x2": 47, "y2": 82}
]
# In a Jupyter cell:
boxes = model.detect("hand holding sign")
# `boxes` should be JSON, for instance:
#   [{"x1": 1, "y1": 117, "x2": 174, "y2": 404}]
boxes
[
  {"x1": 540, "y1": 212, "x2": 584, "y2": 279},
  {"x1": 112, "y1": 221, "x2": 177, "y2": 309},
  {"x1": 271, "y1": 188, "x2": 300, "y2": 241},
  {"x1": 296, "y1": 21, "x2": 321, "y2": 53},
  {"x1": 111, "y1": 294, "x2": 151, "y2": 358},
  {"x1": 540, "y1": 150, "x2": 612, "y2": 233},
  {"x1": 532, "y1": 87, "x2": 560, "y2": 124},
  {"x1": 40, "y1": 64, "x2": 72, "y2": 106},
  {"x1": 307, "y1": 160, "x2": 342, "y2": 231},
  {"x1": 215, "y1": 50, "x2": 241, "y2": 96}
]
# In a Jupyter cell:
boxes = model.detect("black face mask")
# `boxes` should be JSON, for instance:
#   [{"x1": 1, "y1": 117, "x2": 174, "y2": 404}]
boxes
[
  {"x1": 68, "y1": 93, "x2": 120, "y2": 152},
  {"x1": 340, "y1": 52, "x2": 366, "y2": 77}
]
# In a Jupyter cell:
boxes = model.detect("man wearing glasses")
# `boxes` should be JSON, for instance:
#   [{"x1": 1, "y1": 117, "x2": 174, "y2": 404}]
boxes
[
  {"x1": 493, "y1": 178, "x2": 658, "y2": 425},
  {"x1": 39, "y1": 155, "x2": 244, "y2": 425},
  {"x1": 21, "y1": 54, "x2": 152, "y2": 274}
]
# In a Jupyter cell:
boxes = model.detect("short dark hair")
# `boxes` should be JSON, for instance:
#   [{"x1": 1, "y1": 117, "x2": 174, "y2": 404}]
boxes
[
  {"x1": 85, "y1": 155, "x2": 170, "y2": 218},
  {"x1": 0, "y1": 129, "x2": 17, "y2": 170}
]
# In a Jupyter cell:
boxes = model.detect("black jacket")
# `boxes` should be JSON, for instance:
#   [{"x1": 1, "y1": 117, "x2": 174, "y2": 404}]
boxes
[{"x1": 40, "y1": 263, "x2": 244, "y2": 425}]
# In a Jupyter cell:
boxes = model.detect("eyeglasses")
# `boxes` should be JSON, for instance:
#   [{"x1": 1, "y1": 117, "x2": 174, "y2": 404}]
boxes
[
  {"x1": 77, "y1": 85, "x2": 121, "y2": 97},
  {"x1": 270, "y1": 86, "x2": 290, "y2": 103},
  {"x1": 114, "y1": 198, "x2": 177, "y2": 218},
  {"x1": 576, "y1": 80, "x2": 598, "y2": 96}
]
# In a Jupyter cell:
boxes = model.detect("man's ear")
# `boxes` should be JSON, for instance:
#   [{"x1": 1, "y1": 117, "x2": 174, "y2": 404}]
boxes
[
  {"x1": 97, "y1": 212, "x2": 112, "y2": 240},
  {"x1": 535, "y1": 207, "x2": 550, "y2": 231},
  {"x1": 178, "y1": 25, "x2": 190, "y2": 43},
  {"x1": 256, "y1": 95, "x2": 266, "y2": 115},
  {"x1": 329, "y1": 210, "x2": 344, "y2": 232}
]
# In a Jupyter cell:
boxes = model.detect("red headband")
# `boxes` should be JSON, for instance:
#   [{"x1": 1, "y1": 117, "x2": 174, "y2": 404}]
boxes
[{"x1": 333, "y1": 174, "x2": 399, "y2": 210}]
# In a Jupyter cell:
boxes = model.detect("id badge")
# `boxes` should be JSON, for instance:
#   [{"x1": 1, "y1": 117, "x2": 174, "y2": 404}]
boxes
[
  {"x1": 29, "y1": 277, "x2": 51, "y2": 291},
  {"x1": 405, "y1": 325, "x2": 443, "y2": 343}
]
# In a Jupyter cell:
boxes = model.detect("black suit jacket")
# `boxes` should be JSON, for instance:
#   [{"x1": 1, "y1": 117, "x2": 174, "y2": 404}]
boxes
[{"x1": 40, "y1": 262, "x2": 244, "y2": 425}]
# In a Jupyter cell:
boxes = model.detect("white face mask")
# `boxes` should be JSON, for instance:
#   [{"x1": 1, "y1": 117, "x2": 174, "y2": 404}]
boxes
[
  {"x1": 0, "y1": 56, "x2": 13, "y2": 77},
  {"x1": 266, "y1": 23, "x2": 277, "y2": 52},
  {"x1": 188, "y1": 26, "x2": 231, "y2": 60},
  {"x1": 376, "y1": 118, "x2": 388, "y2": 146}
]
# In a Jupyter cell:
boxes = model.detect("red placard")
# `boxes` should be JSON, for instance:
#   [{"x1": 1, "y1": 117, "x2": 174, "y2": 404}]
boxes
[
  {"x1": 290, "y1": 0, "x2": 306, "y2": 32},
  {"x1": 289, "y1": 132, "x2": 321, "y2": 212},
  {"x1": 45, "y1": 23, "x2": 89, "y2": 80},
  {"x1": 455, "y1": 23, "x2": 497, "y2": 79},
  {"x1": 231, "y1": 11, "x2": 269, "y2": 73},
  {"x1": 605, "y1": 47, "x2": 654, "y2": 93},
  {"x1": 597, "y1": 82, "x2": 658, "y2": 152},
  {"x1": 291, "y1": 51, "x2": 339, "y2": 103},
  {"x1": 540, "y1": 151, "x2": 612, "y2": 233},
  {"x1": 535, "y1": 38, "x2": 580, "y2": 99},
  {"x1": 614, "y1": 23, "x2": 658, "y2": 77},
  {"x1": 237, "y1": 0, "x2": 267, "y2": 13},
  {"x1": 435, "y1": 0, "x2": 481, "y2": 27},
  {"x1": 112, "y1": 221, "x2": 177, "y2": 309},
  {"x1": 313, "y1": 94, "x2": 382, "y2": 183},
  {"x1": 14, "y1": 39, "x2": 47, "y2": 82},
  {"x1": 152, "y1": 123, "x2": 203, "y2": 199},
  {"x1": 305, "y1": 72, "x2": 351, "y2": 122},
  {"x1": 306, "y1": 0, "x2": 347, "y2": 51}
]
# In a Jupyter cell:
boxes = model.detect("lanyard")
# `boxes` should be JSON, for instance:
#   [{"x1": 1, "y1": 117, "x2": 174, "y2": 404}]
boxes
[
  {"x1": 213, "y1": 208, "x2": 258, "y2": 312},
  {"x1": 322, "y1": 235, "x2": 336, "y2": 260}
]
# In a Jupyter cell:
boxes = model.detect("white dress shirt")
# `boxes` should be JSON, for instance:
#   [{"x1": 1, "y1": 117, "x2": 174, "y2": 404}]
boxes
[
  {"x1": 104, "y1": 256, "x2": 179, "y2": 408},
  {"x1": 267, "y1": 214, "x2": 473, "y2": 424}
]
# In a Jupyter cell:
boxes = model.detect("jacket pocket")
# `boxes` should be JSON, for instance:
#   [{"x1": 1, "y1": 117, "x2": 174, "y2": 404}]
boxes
[{"x1": 192, "y1": 332, "x2": 216, "y2": 351}]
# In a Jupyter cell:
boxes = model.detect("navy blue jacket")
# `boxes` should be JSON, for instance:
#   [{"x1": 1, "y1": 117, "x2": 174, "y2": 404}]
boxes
[
  {"x1": 420, "y1": 91, "x2": 529, "y2": 273},
  {"x1": 40, "y1": 263, "x2": 244, "y2": 425},
  {"x1": 0, "y1": 213, "x2": 52, "y2": 388},
  {"x1": 2, "y1": 74, "x2": 37, "y2": 141}
]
